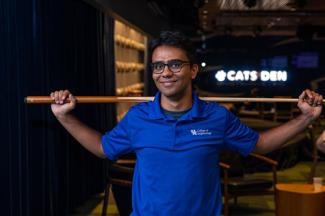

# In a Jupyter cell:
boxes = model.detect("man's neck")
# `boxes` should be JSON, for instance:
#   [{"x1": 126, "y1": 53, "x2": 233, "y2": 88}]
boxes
[{"x1": 160, "y1": 91, "x2": 193, "y2": 112}]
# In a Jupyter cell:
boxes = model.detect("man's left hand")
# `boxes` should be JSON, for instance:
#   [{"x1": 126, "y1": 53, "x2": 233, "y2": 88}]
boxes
[{"x1": 298, "y1": 89, "x2": 323, "y2": 121}]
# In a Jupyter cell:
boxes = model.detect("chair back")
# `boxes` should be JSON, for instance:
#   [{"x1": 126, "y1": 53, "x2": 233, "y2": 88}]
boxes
[
  {"x1": 220, "y1": 150, "x2": 244, "y2": 177},
  {"x1": 102, "y1": 160, "x2": 134, "y2": 216}
]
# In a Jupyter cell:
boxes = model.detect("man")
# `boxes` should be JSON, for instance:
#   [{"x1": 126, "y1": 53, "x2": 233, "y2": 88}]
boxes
[
  {"x1": 50, "y1": 31, "x2": 323, "y2": 215},
  {"x1": 316, "y1": 130, "x2": 325, "y2": 153}
]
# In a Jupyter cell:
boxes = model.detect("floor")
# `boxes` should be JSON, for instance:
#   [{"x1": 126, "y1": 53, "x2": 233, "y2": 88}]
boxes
[{"x1": 71, "y1": 161, "x2": 325, "y2": 216}]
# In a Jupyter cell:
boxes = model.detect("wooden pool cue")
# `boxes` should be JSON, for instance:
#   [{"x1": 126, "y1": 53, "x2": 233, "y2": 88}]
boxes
[{"x1": 24, "y1": 96, "x2": 325, "y2": 104}]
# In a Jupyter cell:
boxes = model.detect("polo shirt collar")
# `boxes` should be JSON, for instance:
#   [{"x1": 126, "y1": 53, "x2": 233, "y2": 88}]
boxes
[
  {"x1": 148, "y1": 92, "x2": 165, "y2": 120},
  {"x1": 148, "y1": 91, "x2": 208, "y2": 120},
  {"x1": 189, "y1": 92, "x2": 207, "y2": 119}
]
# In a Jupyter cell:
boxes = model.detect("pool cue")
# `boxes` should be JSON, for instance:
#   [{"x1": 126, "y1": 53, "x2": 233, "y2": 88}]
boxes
[{"x1": 24, "y1": 96, "x2": 325, "y2": 104}]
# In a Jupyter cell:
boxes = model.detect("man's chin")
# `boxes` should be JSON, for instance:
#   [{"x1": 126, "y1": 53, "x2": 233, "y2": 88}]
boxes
[{"x1": 160, "y1": 90, "x2": 176, "y2": 98}]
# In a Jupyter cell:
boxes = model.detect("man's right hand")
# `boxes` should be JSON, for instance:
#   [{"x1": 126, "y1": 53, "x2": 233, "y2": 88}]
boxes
[
  {"x1": 50, "y1": 90, "x2": 105, "y2": 158},
  {"x1": 50, "y1": 90, "x2": 76, "y2": 118}
]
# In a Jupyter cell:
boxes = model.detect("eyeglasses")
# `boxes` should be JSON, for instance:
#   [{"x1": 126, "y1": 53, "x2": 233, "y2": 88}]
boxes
[{"x1": 151, "y1": 59, "x2": 191, "y2": 74}]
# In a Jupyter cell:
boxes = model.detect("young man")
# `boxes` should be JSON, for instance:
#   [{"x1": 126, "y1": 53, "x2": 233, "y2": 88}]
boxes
[
  {"x1": 50, "y1": 31, "x2": 323, "y2": 215},
  {"x1": 316, "y1": 130, "x2": 325, "y2": 153}
]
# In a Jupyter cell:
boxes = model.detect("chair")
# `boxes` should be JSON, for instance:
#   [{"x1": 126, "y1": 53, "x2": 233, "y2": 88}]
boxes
[
  {"x1": 102, "y1": 159, "x2": 135, "y2": 216},
  {"x1": 308, "y1": 123, "x2": 324, "y2": 183},
  {"x1": 272, "y1": 96, "x2": 296, "y2": 122},
  {"x1": 219, "y1": 152, "x2": 278, "y2": 216}
]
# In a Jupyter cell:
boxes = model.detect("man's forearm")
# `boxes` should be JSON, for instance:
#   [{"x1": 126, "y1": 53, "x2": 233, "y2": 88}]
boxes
[
  {"x1": 56, "y1": 114, "x2": 106, "y2": 158},
  {"x1": 254, "y1": 114, "x2": 313, "y2": 154},
  {"x1": 316, "y1": 131, "x2": 325, "y2": 153}
]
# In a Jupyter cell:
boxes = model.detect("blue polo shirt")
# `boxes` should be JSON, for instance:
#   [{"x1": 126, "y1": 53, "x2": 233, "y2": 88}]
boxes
[{"x1": 101, "y1": 92, "x2": 259, "y2": 216}]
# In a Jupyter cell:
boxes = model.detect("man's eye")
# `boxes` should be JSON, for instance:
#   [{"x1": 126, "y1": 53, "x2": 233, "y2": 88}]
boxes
[
  {"x1": 154, "y1": 63, "x2": 164, "y2": 70},
  {"x1": 170, "y1": 62, "x2": 182, "y2": 69}
]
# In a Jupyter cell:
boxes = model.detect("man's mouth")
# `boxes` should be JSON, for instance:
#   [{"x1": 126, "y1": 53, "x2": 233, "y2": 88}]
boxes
[{"x1": 160, "y1": 80, "x2": 176, "y2": 87}]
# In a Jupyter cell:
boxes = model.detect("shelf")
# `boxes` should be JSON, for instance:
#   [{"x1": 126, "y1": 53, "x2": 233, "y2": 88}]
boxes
[
  {"x1": 115, "y1": 34, "x2": 145, "y2": 51},
  {"x1": 116, "y1": 83, "x2": 144, "y2": 96},
  {"x1": 115, "y1": 61, "x2": 145, "y2": 71}
]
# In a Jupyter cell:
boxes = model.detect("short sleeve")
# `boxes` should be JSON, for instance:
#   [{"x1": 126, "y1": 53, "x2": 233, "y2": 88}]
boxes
[
  {"x1": 224, "y1": 111, "x2": 259, "y2": 156},
  {"x1": 101, "y1": 112, "x2": 133, "y2": 160}
]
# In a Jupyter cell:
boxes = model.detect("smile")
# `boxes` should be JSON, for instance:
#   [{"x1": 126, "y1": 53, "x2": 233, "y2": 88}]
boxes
[{"x1": 160, "y1": 80, "x2": 177, "y2": 87}]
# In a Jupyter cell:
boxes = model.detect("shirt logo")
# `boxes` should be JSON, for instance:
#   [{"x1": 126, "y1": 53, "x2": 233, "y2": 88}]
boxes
[{"x1": 190, "y1": 129, "x2": 212, "y2": 136}]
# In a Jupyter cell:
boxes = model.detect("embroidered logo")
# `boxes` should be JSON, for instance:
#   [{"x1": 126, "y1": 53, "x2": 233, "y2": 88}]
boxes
[{"x1": 190, "y1": 129, "x2": 212, "y2": 136}]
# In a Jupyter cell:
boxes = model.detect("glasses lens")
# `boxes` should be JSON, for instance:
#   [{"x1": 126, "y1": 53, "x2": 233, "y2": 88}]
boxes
[
  {"x1": 152, "y1": 62, "x2": 165, "y2": 73},
  {"x1": 168, "y1": 60, "x2": 183, "y2": 72}
]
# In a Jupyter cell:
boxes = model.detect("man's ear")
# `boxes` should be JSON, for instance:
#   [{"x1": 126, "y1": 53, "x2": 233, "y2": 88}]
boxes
[{"x1": 191, "y1": 64, "x2": 199, "y2": 79}]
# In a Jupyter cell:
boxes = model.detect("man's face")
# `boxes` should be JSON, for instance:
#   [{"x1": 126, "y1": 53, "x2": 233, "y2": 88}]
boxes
[{"x1": 151, "y1": 45, "x2": 198, "y2": 99}]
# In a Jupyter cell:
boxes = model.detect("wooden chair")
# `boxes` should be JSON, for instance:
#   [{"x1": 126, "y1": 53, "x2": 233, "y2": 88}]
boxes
[
  {"x1": 220, "y1": 152, "x2": 278, "y2": 216},
  {"x1": 273, "y1": 96, "x2": 295, "y2": 122},
  {"x1": 308, "y1": 123, "x2": 324, "y2": 183},
  {"x1": 102, "y1": 159, "x2": 135, "y2": 216}
]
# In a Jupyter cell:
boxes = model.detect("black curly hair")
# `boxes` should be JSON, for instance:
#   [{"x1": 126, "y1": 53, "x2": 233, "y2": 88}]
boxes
[{"x1": 150, "y1": 31, "x2": 197, "y2": 64}]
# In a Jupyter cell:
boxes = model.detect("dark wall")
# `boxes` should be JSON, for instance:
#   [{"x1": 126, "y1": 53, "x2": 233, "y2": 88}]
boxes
[
  {"x1": 85, "y1": 0, "x2": 169, "y2": 37},
  {"x1": 1, "y1": 0, "x2": 116, "y2": 215}
]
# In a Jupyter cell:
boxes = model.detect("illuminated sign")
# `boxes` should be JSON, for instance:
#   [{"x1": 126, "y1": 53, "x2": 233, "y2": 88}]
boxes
[{"x1": 215, "y1": 70, "x2": 287, "y2": 82}]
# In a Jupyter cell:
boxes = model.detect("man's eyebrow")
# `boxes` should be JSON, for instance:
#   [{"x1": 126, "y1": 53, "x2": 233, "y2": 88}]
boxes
[
  {"x1": 168, "y1": 59, "x2": 184, "y2": 61},
  {"x1": 152, "y1": 59, "x2": 184, "y2": 63}
]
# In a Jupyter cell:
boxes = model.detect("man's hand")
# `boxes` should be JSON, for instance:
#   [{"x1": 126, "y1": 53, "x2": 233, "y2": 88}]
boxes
[
  {"x1": 297, "y1": 89, "x2": 323, "y2": 122},
  {"x1": 254, "y1": 90, "x2": 323, "y2": 154},
  {"x1": 49, "y1": 90, "x2": 105, "y2": 158},
  {"x1": 50, "y1": 90, "x2": 76, "y2": 118}
]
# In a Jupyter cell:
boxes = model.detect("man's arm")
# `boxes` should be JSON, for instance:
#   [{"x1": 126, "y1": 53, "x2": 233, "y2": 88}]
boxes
[
  {"x1": 254, "y1": 89, "x2": 323, "y2": 154},
  {"x1": 50, "y1": 90, "x2": 106, "y2": 158},
  {"x1": 316, "y1": 131, "x2": 325, "y2": 153}
]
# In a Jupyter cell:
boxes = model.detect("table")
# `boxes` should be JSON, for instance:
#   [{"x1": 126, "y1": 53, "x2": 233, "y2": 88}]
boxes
[{"x1": 276, "y1": 183, "x2": 325, "y2": 216}]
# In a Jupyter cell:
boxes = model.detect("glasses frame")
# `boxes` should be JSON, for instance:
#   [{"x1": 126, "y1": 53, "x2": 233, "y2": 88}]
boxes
[{"x1": 151, "y1": 59, "x2": 191, "y2": 74}]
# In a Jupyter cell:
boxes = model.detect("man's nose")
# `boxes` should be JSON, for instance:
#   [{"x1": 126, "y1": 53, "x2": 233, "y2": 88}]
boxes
[{"x1": 161, "y1": 65, "x2": 173, "y2": 77}]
